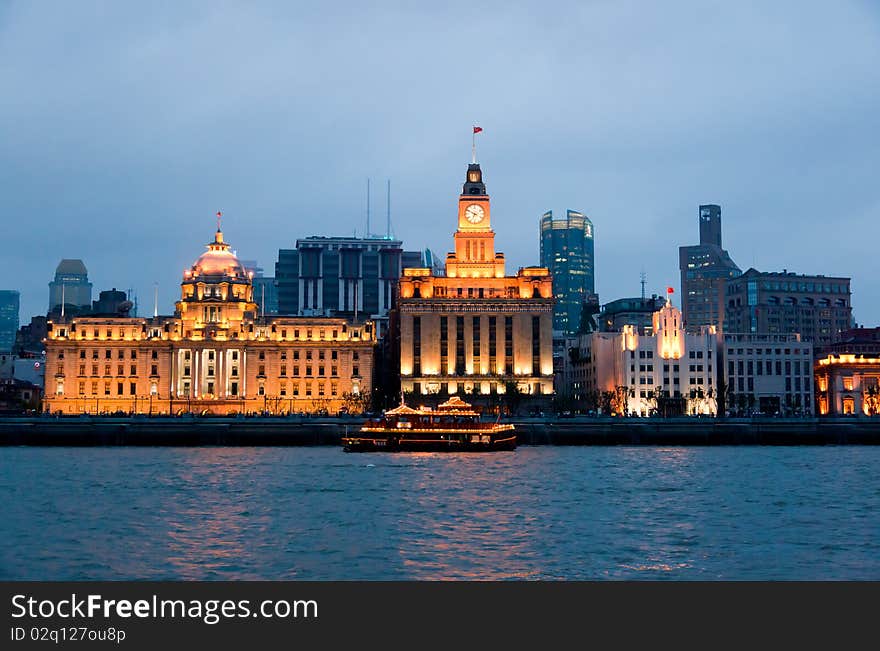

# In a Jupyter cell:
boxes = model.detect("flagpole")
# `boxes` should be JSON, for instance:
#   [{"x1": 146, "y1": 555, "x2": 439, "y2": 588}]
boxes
[{"x1": 472, "y1": 127, "x2": 476, "y2": 164}]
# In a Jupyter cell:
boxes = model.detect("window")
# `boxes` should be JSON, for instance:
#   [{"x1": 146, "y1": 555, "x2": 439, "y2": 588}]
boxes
[
  {"x1": 79, "y1": 350, "x2": 86, "y2": 359},
  {"x1": 353, "y1": 366, "x2": 359, "y2": 377},
  {"x1": 281, "y1": 364, "x2": 287, "y2": 376},
  {"x1": 130, "y1": 382, "x2": 136, "y2": 395}
]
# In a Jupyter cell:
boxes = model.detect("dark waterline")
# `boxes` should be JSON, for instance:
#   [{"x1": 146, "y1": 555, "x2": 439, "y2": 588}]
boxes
[{"x1": 1, "y1": 446, "x2": 878, "y2": 580}]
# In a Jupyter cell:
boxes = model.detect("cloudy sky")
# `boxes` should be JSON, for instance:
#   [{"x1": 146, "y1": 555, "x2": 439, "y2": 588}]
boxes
[{"x1": 1, "y1": 1, "x2": 878, "y2": 325}]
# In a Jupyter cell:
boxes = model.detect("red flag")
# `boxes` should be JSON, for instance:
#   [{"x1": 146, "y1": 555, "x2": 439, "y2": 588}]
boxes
[
  {"x1": 473, "y1": 126, "x2": 483, "y2": 134},
  {"x1": 216, "y1": 211, "x2": 222, "y2": 217},
  {"x1": 666, "y1": 286, "x2": 675, "y2": 294}
]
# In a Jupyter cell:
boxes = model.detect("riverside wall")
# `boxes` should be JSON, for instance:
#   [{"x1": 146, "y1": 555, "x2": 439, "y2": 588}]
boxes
[{"x1": 1, "y1": 416, "x2": 879, "y2": 446}]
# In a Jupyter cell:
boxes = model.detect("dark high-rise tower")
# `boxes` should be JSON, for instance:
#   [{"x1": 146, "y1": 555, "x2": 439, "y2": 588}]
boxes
[
  {"x1": 679, "y1": 204, "x2": 740, "y2": 330},
  {"x1": 48, "y1": 259, "x2": 92, "y2": 316},
  {"x1": 699, "y1": 204, "x2": 722, "y2": 247},
  {"x1": 540, "y1": 209, "x2": 595, "y2": 334}
]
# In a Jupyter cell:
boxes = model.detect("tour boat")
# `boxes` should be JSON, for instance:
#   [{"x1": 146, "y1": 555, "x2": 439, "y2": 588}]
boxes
[{"x1": 342, "y1": 396, "x2": 516, "y2": 452}]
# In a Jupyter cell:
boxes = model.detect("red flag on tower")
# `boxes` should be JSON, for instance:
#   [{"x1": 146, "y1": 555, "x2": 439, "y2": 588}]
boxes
[
  {"x1": 473, "y1": 126, "x2": 483, "y2": 134},
  {"x1": 667, "y1": 286, "x2": 675, "y2": 294}
]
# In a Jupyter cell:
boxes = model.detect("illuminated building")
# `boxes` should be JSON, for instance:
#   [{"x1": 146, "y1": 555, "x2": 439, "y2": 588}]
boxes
[
  {"x1": 724, "y1": 269, "x2": 853, "y2": 346},
  {"x1": 720, "y1": 333, "x2": 813, "y2": 416},
  {"x1": 678, "y1": 204, "x2": 741, "y2": 330},
  {"x1": 815, "y1": 355, "x2": 880, "y2": 416},
  {"x1": 815, "y1": 329, "x2": 880, "y2": 416},
  {"x1": 43, "y1": 225, "x2": 375, "y2": 415},
  {"x1": 540, "y1": 210, "x2": 595, "y2": 334},
  {"x1": 397, "y1": 161, "x2": 554, "y2": 402},
  {"x1": 562, "y1": 295, "x2": 717, "y2": 415}
]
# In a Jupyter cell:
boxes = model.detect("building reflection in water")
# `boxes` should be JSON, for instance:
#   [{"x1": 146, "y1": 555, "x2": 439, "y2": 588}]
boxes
[
  {"x1": 151, "y1": 448, "x2": 276, "y2": 580},
  {"x1": 386, "y1": 452, "x2": 545, "y2": 580}
]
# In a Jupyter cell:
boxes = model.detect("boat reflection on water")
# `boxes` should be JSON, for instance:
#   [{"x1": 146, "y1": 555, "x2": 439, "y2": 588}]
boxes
[{"x1": 342, "y1": 396, "x2": 516, "y2": 453}]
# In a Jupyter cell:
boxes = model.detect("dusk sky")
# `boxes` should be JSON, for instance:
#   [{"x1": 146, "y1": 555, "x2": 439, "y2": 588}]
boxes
[{"x1": 2, "y1": 1, "x2": 878, "y2": 326}]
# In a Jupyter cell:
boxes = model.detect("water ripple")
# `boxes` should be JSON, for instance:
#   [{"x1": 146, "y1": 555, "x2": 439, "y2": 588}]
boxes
[{"x1": 1, "y1": 446, "x2": 879, "y2": 580}]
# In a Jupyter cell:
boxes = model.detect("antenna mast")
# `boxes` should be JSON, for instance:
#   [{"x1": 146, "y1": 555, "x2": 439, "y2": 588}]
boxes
[
  {"x1": 640, "y1": 271, "x2": 647, "y2": 300},
  {"x1": 366, "y1": 178, "x2": 371, "y2": 238},
  {"x1": 386, "y1": 179, "x2": 391, "y2": 239}
]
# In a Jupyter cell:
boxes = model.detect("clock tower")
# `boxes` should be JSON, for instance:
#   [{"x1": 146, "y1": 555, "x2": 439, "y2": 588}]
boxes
[{"x1": 448, "y1": 163, "x2": 505, "y2": 278}]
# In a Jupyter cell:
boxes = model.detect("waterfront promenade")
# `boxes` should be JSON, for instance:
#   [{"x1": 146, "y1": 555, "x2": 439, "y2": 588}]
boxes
[{"x1": 0, "y1": 414, "x2": 879, "y2": 446}]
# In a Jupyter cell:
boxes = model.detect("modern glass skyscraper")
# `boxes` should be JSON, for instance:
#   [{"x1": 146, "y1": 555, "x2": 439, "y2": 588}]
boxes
[
  {"x1": 540, "y1": 210, "x2": 595, "y2": 334},
  {"x1": 0, "y1": 290, "x2": 20, "y2": 352}
]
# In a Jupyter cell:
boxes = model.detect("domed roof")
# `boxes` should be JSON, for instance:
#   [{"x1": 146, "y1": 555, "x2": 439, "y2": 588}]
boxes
[
  {"x1": 55, "y1": 259, "x2": 88, "y2": 276},
  {"x1": 185, "y1": 229, "x2": 250, "y2": 282}
]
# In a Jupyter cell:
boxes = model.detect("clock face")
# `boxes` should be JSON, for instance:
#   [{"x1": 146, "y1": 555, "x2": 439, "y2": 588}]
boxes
[{"x1": 465, "y1": 204, "x2": 485, "y2": 224}]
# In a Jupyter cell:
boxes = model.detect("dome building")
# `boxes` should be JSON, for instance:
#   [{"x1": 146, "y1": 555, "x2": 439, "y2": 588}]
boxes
[{"x1": 43, "y1": 221, "x2": 376, "y2": 416}]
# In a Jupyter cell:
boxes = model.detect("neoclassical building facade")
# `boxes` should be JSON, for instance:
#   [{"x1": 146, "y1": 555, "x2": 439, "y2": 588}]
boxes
[
  {"x1": 43, "y1": 226, "x2": 375, "y2": 415},
  {"x1": 397, "y1": 161, "x2": 554, "y2": 400}
]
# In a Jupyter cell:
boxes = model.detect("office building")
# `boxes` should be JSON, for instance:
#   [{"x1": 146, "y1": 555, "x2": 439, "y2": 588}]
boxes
[
  {"x1": 276, "y1": 237, "x2": 422, "y2": 337},
  {"x1": 724, "y1": 269, "x2": 852, "y2": 346},
  {"x1": 562, "y1": 297, "x2": 718, "y2": 415},
  {"x1": 48, "y1": 259, "x2": 92, "y2": 315},
  {"x1": 43, "y1": 225, "x2": 375, "y2": 415},
  {"x1": 397, "y1": 160, "x2": 554, "y2": 406},
  {"x1": 720, "y1": 333, "x2": 813, "y2": 416},
  {"x1": 540, "y1": 210, "x2": 595, "y2": 334},
  {"x1": 0, "y1": 290, "x2": 19, "y2": 352},
  {"x1": 679, "y1": 204, "x2": 741, "y2": 330},
  {"x1": 599, "y1": 295, "x2": 665, "y2": 334},
  {"x1": 241, "y1": 260, "x2": 279, "y2": 316}
]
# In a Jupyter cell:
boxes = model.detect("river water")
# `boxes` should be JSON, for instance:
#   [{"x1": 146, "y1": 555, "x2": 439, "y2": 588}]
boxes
[{"x1": 1, "y1": 446, "x2": 878, "y2": 580}]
